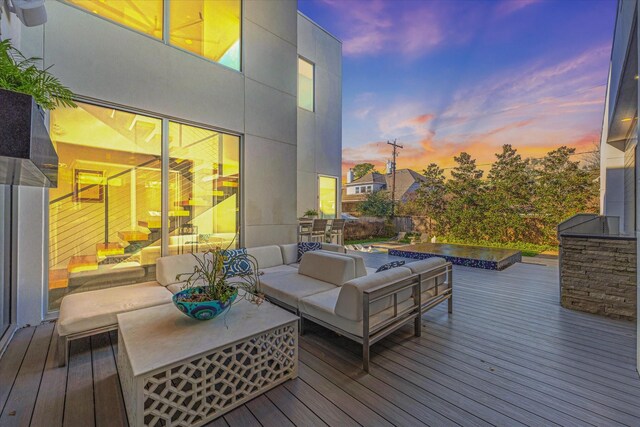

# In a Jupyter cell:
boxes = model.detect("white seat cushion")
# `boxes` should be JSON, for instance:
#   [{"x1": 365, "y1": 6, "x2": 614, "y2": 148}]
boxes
[
  {"x1": 261, "y1": 264, "x2": 298, "y2": 275},
  {"x1": 156, "y1": 252, "x2": 208, "y2": 287},
  {"x1": 259, "y1": 270, "x2": 336, "y2": 308},
  {"x1": 317, "y1": 250, "x2": 367, "y2": 277},
  {"x1": 298, "y1": 251, "x2": 356, "y2": 286},
  {"x1": 300, "y1": 287, "x2": 414, "y2": 337},
  {"x1": 279, "y1": 243, "x2": 298, "y2": 265},
  {"x1": 247, "y1": 245, "x2": 284, "y2": 269},
  {"x1": 58, "y1": 282, "x2": 173, "y2": 337}
]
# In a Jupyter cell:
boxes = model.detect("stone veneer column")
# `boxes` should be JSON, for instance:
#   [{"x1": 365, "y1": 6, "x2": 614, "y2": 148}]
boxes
[{"x1": 559, "y1": 234, "x2": 637, "y2": 320}]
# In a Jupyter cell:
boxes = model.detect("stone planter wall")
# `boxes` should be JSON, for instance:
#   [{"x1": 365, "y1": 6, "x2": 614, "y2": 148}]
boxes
[{"x1": 559, "y1": 234, "x2": 636, "y2": 320}]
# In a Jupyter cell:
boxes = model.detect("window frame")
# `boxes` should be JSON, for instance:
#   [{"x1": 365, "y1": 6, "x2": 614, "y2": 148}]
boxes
[
  {"x1": 61, "y1": 0, "x2": 243, "y2": 73},
  {"x1": 297, "y1": 56, "x2": 315, "y2": 112},
  {"x1": 318, "y1": 174, "x2": 338, "y2": 219},
  {"x1": 45, "y1": 98, "x2": 244, "y2": 314}
]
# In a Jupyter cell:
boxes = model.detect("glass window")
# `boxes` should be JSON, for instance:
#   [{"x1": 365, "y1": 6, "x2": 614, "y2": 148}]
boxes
[
  {"x1": 49, "y1": 102, "x2": 162, "y2": 310},
  {"x1": 170, "y1": 0, "x2": 241, "y2": 71},
  {"x1": 65, "y1": 0, "x2": 163, "y2": 39},
  {"x1": 319, "y1": 176, "x2": 337, "y2": 219},
  {"x1": 168, "y1": 122, "x2": 240, "y2": 252},
  {"x1": 298, "y1": 57, "x2": 315, "y2": 111}
]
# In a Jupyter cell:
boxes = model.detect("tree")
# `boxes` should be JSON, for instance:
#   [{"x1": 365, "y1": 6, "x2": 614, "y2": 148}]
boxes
[
  {"x1": 414, "y1": 163, "x2": 448, "y2": 235},
  {"x1": 352, "y1": 163, "x2": 378, "y2": 180},
  {"x1": 485, "y1": 145, "x2": 535, "y2": 243},
  {"x1": 357, "y1": 190, "x2": 393, "y2": 218},
  {"x1": 534, "y1": 146, "x2": 597, "y2": 243},
  {"x1": 444, "y1": 152, "x2": 485, "y2": 240}
]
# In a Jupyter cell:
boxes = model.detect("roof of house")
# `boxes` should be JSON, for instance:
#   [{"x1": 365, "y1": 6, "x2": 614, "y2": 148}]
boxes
[{"x1": 343, "y1": 169, "x2": 425, "y2": 202}]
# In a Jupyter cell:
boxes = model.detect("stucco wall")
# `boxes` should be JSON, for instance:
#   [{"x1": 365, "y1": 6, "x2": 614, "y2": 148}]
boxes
[
  {"x1": 560, "y1": 235, "x2": 637, "y2": 320},
  {"x1": 296, "y1": 13, "x2": 342, "y2": 217}
]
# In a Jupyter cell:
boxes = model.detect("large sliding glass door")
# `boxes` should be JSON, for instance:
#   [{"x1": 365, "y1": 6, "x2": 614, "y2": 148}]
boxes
[
  {"x1": 48, "y1": 102, "x2": 240, "y2": 311},
  {"x1": 168, "y1": 122, "x2": 240, "y2": 253}
]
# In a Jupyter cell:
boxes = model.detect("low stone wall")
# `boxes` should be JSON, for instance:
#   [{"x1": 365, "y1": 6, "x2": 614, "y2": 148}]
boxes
[{"x1": 559, "y1": 234, "x2": 636, "y2": 320}]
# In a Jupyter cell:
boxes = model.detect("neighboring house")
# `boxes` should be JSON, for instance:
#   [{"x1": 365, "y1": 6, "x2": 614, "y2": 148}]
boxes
[
  {"x1": 598, "y1": 0, "x2": 638, "y2": 369},
  {"x1": 342, "y1": 161, "x2": 426, "y2": 214},
  {"x1": 0, "y1": 0, "x2": 341, "y2": 328}
]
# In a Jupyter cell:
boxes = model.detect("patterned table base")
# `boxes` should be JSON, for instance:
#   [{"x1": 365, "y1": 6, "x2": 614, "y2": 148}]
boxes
[{"x1": 118, "y1": 323, "x2": 298, "y2": 427}]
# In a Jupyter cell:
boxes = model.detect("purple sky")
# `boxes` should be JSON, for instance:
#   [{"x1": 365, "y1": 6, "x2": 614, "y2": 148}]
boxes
[{"x1": 298, "y1": 0, "x2": 617, "y2": 176}]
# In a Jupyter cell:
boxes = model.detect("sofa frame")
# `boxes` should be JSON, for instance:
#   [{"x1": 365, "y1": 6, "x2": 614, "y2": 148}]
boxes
[
  {"x1": 57, "y1": 324, "x2": 119, "y2": 367},
  {"x1": 294, "y1": 262, "x2": 453, "y2": 372}
]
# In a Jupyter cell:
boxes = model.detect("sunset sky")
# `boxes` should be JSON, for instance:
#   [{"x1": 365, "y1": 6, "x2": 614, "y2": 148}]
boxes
[{"x1": 298, "y1": 0, "x2": 617, "y2": 178}]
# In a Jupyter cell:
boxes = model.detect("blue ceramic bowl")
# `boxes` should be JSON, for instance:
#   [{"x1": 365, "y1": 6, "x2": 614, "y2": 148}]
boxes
[{"x1": 172, "y1": 286, "x2": 238, "y2": 321}]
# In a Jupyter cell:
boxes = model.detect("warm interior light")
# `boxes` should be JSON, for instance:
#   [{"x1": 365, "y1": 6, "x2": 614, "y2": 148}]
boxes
[
  {"x1": 622, "y1": 117, "x2": 633, "y2": 122},
  {"x1": 635, "y1": 75, "x2": 639, "y2": 80}
]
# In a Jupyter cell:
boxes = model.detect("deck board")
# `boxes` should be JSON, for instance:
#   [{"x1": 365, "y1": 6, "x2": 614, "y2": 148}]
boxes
[{"x1": 1, "y1": 260, "x2": 640, "y2": 426}]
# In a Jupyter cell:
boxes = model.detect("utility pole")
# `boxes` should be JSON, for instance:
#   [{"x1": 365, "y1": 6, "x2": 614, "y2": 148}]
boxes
[{"x1": 387, "y1": 139, "x2": 403, "y2": 217}]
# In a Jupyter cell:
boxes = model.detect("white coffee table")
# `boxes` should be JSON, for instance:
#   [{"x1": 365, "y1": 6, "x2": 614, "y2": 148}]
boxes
[{"x1": 116, "y1": 296, "x2": 299, "y2": 427}]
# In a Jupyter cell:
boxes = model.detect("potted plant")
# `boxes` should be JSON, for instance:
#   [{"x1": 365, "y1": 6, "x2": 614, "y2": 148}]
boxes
[
  {"x1": 172, "y1": 246, "x2": 263, "y2": 321},
  {"x1": 304, "y1": 209, "x2": 318, "y2": 219},
  {"x1": 0, "y1": 39, "x2": 76, "y2": 110}
]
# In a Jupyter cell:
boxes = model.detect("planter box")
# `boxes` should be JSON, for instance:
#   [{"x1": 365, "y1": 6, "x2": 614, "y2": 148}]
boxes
[{"x1": 0, "y1": 88, "x2": 58, "y2": 187}]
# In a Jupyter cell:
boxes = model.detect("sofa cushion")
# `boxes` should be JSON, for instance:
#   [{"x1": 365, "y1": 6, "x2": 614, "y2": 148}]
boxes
[
  {"x1": 58, "y1": 282, "x2": 173, "y2": 337},
  {"x1": 222, "y1": 248, "x2": 252, "y2": 277},
  {"x1": 299, "y1": 251, "x2": 356, "y2": 286},
  {"x1": 318, "y1": 250, "x2": 367, "y2": 278},
  {"x1": 335, "y1": 267, "x2": 413, "y2": 321},
  {"x1": 299, "y1": 287, "x2": 415, "y2": 337},
  {"x1": 261, "y1": 264, "x2": 298, "y2": 275},
  {"x1": 297, "y1": 242, "x2": 322, "y2": 262},
  {"x1": 247, "y1": 245, "x2": 284, "y2": 269},
  {"x1": 280, "y1": 243, "x2": 298, "y2": 265},
  {"x1": 376, "y1": 260, "x2": 406, "y2": 273},
  {"x1": 156, "y1": 252, "x2": 208, "y2": 287},
  {"x1": 259, "y1": 270, "x2": 336, "y2": 308}
]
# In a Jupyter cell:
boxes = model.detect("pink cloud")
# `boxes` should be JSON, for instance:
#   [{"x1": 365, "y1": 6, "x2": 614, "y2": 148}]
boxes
[
  {"x1": 342, "y1": 45, "x2": 609, "y2": 176},
  {"x1": 495, "y1": 0, "x2": 543, "y2": 18},
  {"x1": 321, "y1": 0, "x2": 483, "y2": 58}
]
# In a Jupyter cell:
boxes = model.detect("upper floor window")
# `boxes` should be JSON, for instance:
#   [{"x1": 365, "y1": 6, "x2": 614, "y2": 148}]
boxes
[
  {"x1": 169, "y1": 1, "x2": 241, "y2": 70},
  {"x1": 64, "y1": 0, "x2": 241, "y2": 71},
  {"x1": 298, "y1": 57, "x2": 314, "y2": 111},
  {"x1": 66, "y1": 0, "x2": 163, "y2": 38}
]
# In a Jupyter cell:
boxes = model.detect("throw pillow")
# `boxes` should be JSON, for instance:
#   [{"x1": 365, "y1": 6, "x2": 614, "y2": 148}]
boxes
[
  {"x1": 375, "y1": 260, "x2": 406, "y2": 273},
  {"x1": 222, "y1": 248, "x2": 252, "y2": 277},
  {"x1": 297, "y1": 242, "x2": 322, "y2": 262}
]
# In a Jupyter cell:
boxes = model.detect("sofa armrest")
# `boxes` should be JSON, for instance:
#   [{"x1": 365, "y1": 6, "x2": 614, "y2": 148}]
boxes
[{"x1": 321, "y1": 243, "x2": 346, "y2": 253}]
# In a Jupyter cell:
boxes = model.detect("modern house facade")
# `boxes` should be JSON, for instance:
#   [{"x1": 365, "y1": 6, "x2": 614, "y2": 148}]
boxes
[
  {"x1": 0, "y1": 0, "x2": 341, "y2": 334},
  {"x1": 598, "y1": 0, "x2": 639, "y2": 370}
]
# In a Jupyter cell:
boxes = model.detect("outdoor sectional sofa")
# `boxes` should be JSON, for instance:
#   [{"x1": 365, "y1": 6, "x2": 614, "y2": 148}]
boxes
[
  {"x1": 56, "y1": 243, "x2": 453, "y2": 372},
  {"x1": 56, "y1": 243, "x2": 345, "y2": 366}
]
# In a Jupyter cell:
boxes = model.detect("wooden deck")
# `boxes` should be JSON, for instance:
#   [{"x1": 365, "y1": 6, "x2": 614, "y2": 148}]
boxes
[{"x1": 1, "y1": 259, "x2": 640, "y2": 426}]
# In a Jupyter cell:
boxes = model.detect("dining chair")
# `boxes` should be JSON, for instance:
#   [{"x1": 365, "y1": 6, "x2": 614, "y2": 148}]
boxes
[{"x1": 328, "y1": 219, "x2": 345, "y2": 245}]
